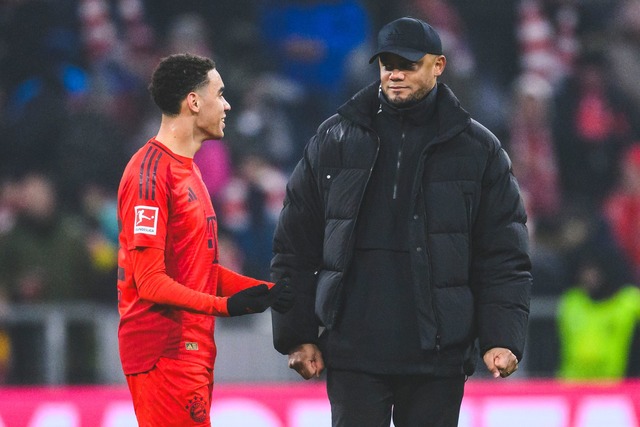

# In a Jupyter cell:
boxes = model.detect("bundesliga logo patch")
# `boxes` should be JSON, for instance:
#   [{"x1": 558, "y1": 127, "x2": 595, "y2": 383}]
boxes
[{"x1": 134, "y1": 206, "x2": 158, "y2": 235}]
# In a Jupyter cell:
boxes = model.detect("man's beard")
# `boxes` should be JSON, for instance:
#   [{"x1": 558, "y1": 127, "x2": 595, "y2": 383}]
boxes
[{"x1": 385, "y1": 87, "x2": 430, "y2": 108}]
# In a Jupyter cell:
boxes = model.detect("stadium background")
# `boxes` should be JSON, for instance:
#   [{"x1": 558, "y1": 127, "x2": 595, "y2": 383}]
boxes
[{"x1": 1, "y1": 0, "x2": 640, "y2": 425}]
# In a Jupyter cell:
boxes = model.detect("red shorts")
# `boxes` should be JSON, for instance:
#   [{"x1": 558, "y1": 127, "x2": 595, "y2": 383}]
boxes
[{"x1": 126, "y1": 357, "x2": 213, "y2": 427}]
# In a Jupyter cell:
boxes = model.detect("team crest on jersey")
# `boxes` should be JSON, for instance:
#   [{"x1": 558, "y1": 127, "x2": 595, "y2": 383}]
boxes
[
  {"x1": 186, "y1": 395, "x2": 207, "y2": 422},
  {"x1": 134, "y1": 206, "x2": 158, "y2": 235}
]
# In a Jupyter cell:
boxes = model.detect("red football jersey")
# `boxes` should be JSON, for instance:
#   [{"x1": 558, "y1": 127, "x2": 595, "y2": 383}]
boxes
[{"x1": 117, "y1": 139, "x2": 261, "y2": 375}]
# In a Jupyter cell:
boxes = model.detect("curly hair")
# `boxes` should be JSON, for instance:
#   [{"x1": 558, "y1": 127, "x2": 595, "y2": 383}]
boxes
[{"x1": 148, "y1": 53, "x2": 216, "y2": 115}]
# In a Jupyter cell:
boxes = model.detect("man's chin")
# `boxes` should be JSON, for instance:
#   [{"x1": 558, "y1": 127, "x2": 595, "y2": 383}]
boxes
[
  {"x1": 388, "y1": 97, "x2": 415, "y2": 108},
  {"x1": 208, "y1": 131, "x2": 223, "y2": 140}
]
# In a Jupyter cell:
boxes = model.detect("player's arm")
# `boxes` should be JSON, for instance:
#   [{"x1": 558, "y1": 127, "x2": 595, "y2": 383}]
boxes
[
  {"x1": 132, "y1": 247, "x2": 292, "y2": 316},
  {"x1": 216, "y1": 264, "x2": 272, "y2": 297},
  {"x1": 132, "y1": 247, "x2": 229, "y2": 315}
]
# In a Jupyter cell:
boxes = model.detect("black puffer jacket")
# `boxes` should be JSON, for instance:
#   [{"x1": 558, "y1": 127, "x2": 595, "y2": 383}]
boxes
[{"x1": 272, "y1": 81, "x2": 532, "y2": 371}]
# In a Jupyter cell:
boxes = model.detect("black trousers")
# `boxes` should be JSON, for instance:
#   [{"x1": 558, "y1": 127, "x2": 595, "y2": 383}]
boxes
[{"x1": 327, "y1": 369, "x2": 466, "y2": 427}]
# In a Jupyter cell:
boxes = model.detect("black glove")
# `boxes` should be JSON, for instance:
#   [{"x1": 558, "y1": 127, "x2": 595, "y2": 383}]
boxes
[
  {"x1": 269, "y1": 279, "x2": 295, "y2": 314},
  {"x1": 227, "y1": 284, "x2": 271, "y2": 316}
]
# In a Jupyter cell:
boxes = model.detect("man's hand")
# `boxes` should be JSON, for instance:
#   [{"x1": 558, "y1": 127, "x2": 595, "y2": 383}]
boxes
[
  {"x1": 288, "y1": 343, "x2": 325, "y2": 380},
  {"x1": 483, "y1": 347, "x2": 519, "y2": 378},
  {"x1": 269, "y1": 279, "x2": 295, "y2": 313},
  {"x1": 227, "y1": 284, "x2": 271, "y2": 316}
]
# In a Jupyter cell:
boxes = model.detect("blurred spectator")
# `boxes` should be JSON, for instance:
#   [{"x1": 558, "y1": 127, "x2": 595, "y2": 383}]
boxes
[
  {"x1": 164, "y1": 12, "x2": 213, "y2": 58},
  {"x1": 0, "y1": 172, "x2": 100, "y2": 383},
  {"x1": 449, "y1": 0, "x2": 519, "y2": 139},
  {"x1": 227, "y1": 74, "x2": 304, "y2": 171},
  {"x1": 79, "y1": 0, "x2": 157, "y2": 137},
  {"x1": 506, "y1": 71, "x2": 566, "y2": 300},
  {"x1": 142, "y1": 0, "x2": 263, "y2": 107},
  {"x1": 0, "y1": 1, "x2": 80, "y2": 181},
  {"x1": 451, "y1": 0, "x2": 519, "y2": 86},
  {"x1": 552, "y1": 49, "x2": 640, "y2": 209},
  {"x1": 522, "y1": 188, "x2": 568, "y2": 298},
  {"x1": 0, "y1": 0, "x2": 82, "y2": 98},
  {"x1": 218, "y1": 154, "x2": 287, "y2": 280},
  {"x1": 258, "y1": 0, "x2": 371, "y2": 152},
  {"x1": 79, "y1": 0, "x2": 155, "y2": 65},
  {"x1": 1, "y1": 0, "x2": 153, "y2": 191},
  {"x1": 0, "y1": 173, "x2": 96, "y2": 303},
  {"x1": 557, "y1": 244, "x2": 640, "y2": 381},
  {"x1": 55, "y1": 88, "x2": 129, "y2": 213},
  {"x1": 2, "y1": 68, "x2": 71, "y2": 180},
  {"x1": 609, "y1": 0, "x2": 640, "y2": 115},
  {"x1": 603, "y1": 144, "x2": 640, "y2": 283},
  {"x1": 142, "y1": 0, "x2": 215, "y2": 39},
  {"x1": 516, "y1": 0, "x2": 578, "y2": 87},
  {"x1": 507, "y1": 73, "x2": 561, "y2": 222},
  {"x1": 80, "y1": 184, "x2": 119, "y2": 303}
]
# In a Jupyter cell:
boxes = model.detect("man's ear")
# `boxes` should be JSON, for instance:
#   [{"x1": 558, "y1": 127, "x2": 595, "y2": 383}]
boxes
[
  {"x1": 186, "y1": 92, "x2": 199, "y2": 112},
  {"x1": 435, "y1": 55, "x2": 447, "y2": 77}
]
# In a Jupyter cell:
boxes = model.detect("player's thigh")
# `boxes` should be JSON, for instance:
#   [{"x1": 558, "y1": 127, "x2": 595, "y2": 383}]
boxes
[{"x1": 127, "y1": 358, "x2": 213, "y2": 427}]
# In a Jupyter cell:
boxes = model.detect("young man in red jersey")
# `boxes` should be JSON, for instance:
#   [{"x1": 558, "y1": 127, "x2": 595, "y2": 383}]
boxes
[{"x1": 117, "y1": 53, "x2": 293, "y2": 427}]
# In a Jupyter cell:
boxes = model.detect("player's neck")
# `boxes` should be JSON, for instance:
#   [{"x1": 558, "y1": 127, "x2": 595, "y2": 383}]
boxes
[{"x1": 155, "y1": 116, "x2": 202, "y2": 158}]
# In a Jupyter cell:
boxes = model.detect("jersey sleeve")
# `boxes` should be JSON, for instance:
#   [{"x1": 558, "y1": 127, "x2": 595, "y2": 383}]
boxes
[
  {"x1": 133, "y1": 247, "x2": 230, "y2": 316},
  {"x1": 216, "y1": 265, "x2": 273, "y2": 297},
  {"x1": 120, "y1": 149, "x2": 171, "y2": 251}
]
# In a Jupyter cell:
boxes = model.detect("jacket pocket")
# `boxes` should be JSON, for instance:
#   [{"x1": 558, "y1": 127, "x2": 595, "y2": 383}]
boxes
[
  {"x1": 314, "y1": 269, "x2": 343, "y2": 329},
  {"x1": 435, "y1": 286, "x2": 475, "y2": 347}
]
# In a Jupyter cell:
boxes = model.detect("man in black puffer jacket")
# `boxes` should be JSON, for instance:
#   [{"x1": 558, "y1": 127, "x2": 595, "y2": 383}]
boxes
[{"x1": 271, "y1": 17, "x2": 532, "y2": 427}]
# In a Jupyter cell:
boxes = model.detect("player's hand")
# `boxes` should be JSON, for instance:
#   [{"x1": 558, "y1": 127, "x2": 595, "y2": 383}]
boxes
[
  {"x1": 288, "y1": 343, "x2": 325, "y2": 380},
  {"x1": 226, "y1": 284, "x2": 271, "y2": 316},
  {"x1": 269, "y1": 279, "x2": 295, "y2": 313},
  {"x1": 483, "y1": 347, "x2": 519, "y2": 378}
]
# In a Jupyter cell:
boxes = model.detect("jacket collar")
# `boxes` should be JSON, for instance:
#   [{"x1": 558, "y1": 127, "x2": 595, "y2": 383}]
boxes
[
  {"x1": 337, "y1": 81, "x2": 471, "y2": 142},
  {"x1": 378, "y1": 84, "x2": 437, "y2": 125}
]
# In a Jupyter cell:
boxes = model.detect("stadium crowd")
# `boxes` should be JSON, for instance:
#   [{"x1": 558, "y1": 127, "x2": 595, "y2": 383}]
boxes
[{"x1": 1, "y1": 0, "x2": 640, "y2": 384}]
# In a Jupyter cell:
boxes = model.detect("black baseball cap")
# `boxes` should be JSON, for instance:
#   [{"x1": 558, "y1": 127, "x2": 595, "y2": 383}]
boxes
[{"x1": 369, "y1": 17, "x2": 443, "y2": 64}]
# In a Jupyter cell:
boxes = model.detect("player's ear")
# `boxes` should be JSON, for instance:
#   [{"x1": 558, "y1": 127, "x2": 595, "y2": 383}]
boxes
[{"x1": 186, "y1": 92, "x2": 200, "y2": 113}]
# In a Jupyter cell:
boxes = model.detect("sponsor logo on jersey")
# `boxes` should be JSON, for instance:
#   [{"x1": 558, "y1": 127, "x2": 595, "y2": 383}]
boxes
[
  {"x1": 134, "y1": 206, "x2": 158, "y2": 235},
  {"x1": 185, "y1": 342, "x2": 199, "y2": 351}
]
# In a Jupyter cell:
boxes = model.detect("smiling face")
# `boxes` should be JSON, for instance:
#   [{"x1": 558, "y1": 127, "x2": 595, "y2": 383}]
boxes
[
  {"x1": 193, "y1": 68, "x2": 231, "y2": 140},
  {"x1": 378, "y1": 52, "x2": 446, "y2": 107}
]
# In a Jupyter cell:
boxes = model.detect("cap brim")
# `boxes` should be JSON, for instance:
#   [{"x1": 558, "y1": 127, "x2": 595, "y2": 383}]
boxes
[{"x1": 368, "y1": 47, "x2": 428, "y2": 64}]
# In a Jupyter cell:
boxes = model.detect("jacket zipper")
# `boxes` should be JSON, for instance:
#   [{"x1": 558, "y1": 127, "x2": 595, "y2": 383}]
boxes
[{"x1": 392, "y1": 123, "x2": 405, "y2": 200}]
